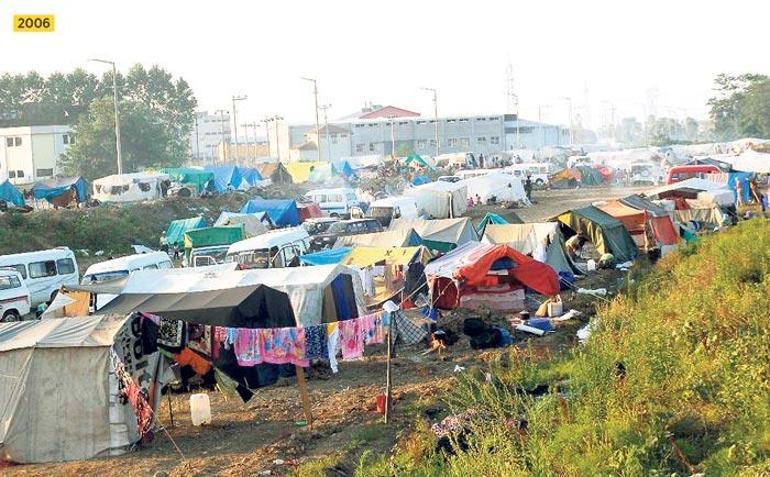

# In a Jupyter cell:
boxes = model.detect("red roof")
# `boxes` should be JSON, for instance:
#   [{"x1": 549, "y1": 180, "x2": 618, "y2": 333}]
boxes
[{"x1": 358, "y1": 105, "x2": 420, "y2": 120}]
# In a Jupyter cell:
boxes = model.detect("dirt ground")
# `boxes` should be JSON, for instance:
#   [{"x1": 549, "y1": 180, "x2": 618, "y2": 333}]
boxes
[{"x1": 4, "y1": 185, "x2": 636, "y2": 476}]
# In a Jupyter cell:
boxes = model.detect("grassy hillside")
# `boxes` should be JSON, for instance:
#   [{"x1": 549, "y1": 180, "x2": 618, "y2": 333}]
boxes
[
  {"x1": 358, "y1": 220, "x2": 770, "y2": 476},
  {"x1": 0, "y1": 194, "x2": 250, "y2": 257}
]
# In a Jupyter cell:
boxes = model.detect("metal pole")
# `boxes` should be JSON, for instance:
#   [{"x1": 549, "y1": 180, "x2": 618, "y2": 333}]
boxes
[
  {"x1": 110, "y1": 63, "x2": 123, "y2": 176},
  {"x1": 194, "y1": 113, "x2": 200, "y2": 162},
  {"x1": 301, "y1": 78, "x2": 321, "y2": 161},
  {"x1": 232, "y1": 95, "x2": 247, "y2": 163},
  {"x1": 216, "y1": 110, "x2": 227, "y2": 162},
  {"x1": 262, "y1": 119, "x2": 271, "y2": 159},
  {"x1": 241, "y1": 123, "x2": 250, "y2": 165},
  {"x1": 433, "y1": 90, "x2": 439, "y2": 157},
  {"x1": 389, "y1": 117, "x2": 396, "y2": 160},
  {"x1": 320, "y1": 105, "x2": 332, "y2": 163},
  {"x1": 275, "y1": 117, "x2": 282, "y2": 162}
]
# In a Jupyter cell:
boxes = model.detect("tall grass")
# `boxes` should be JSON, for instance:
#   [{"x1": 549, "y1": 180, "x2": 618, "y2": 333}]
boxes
[{"x1": 359, "y1": 220, "x2": 770, "y2": 476}]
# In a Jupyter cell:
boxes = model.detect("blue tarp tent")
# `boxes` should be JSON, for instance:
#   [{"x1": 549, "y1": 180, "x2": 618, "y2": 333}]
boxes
[
  {"x1": 412, "y1": 175, "x2": 431, "y2": 186},
  {"x1": 240, "y1": 199, "x2": 301, "y2": 226},
  {"x1": 728, "y1": 172, "x2": 752, "y2": 203},
  {"x1": 204, "y1": 165, "x2": 244, "y2": 192},
  {"x1": 0, "y1": 180, "x2": 24, "y2": 207},
  {"x1": 31, "y1": 177, "x2": 89, "y2": 203},
  {"x1": 165, "y1": 217, "x2": 208, "y2": 247},
  {"x1": 240, "y1": 168, "x2": 263, "y2": 188},
  {"x1": 299, "y1": 247, "x2": 353, "y2": 265},
  {"x1": 332, "y1": 161, "x2": 356, "y2": 178}
]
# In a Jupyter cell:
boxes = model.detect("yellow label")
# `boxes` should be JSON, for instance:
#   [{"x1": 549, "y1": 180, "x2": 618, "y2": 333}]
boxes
[{"x1": 13, "y1": 15, "x2": 55, "y2": 32}]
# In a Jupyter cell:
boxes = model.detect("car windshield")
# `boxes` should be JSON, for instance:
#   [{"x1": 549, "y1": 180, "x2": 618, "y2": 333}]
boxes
[
  {"x1": 327, "y1": 222, "x2": 349, "y2": 234},
  {"x1": 82, "y1": 270, "x2": 129, "y2": 284},
  {"x1": 227, "y1": 249, "x2": 272, "y2": 268},
  {"x1": 368, "y1": 207, "x2": 392, "y2": 218},
  {"x1": 304, "y1": 221, "x2": 335, "y2": 234}
]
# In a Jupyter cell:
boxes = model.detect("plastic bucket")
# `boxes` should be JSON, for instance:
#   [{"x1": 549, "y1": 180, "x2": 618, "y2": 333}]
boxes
[
  {"x1": 375, "y1": 394, "x2": 387, "y2": 414},
  {"x1": 547, "y1": 301, "x2": 563, "y2": 317},
  {"x1": 190, "y1": 393, "x2": 212, "y2": 426}
]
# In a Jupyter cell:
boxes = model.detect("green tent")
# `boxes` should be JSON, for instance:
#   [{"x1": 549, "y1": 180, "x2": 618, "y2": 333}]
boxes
[
  {"x1": 404, "y1": 154, "x2": 432, "y2": 169},
  {"x1": 554, "y1": 205, "x2": 638, "y2": 262},
  {"x1": 165, "y1": 217, "x2": 207, "y2": 247},
  {"x1": 161, "y1": 167, "x2": 215, "y2": 193},
  {"x1": 475, "y1": 212, "x2": 523, "y2": 237},
  {"x1": 390, "y1": 218, "x2": 477, "y2": 253},
  {"x1": 183, "y1": 224, "x2": 244, "y2": 255},
  {"x1": 575, "y1": 166, "x2": 604, "y2": 186}
]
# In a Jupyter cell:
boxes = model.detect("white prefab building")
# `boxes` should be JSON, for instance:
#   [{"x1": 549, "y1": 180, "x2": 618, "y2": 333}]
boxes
[{"x1": 0, "y1": 125, "x2": 74, "y2": 185}]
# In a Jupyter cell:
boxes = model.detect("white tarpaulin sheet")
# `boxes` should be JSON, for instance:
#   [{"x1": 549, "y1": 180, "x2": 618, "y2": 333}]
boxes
[
  {"x1": 93, "y1": 172, "x2": 170, "y2": 203},
  {"x1": 403, "y1": 181, "x2": 467, "y2": 218},
  {"x1": 711, "y1": 151, "x2": 770, "y2": 173},
  {"x1": 458, "y1": 173, "x2": 530, "y2": 204}
]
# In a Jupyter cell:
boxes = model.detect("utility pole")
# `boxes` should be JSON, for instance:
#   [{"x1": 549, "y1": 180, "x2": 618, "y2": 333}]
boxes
[
  {"x1": 262, "y1": 118, "x2": 272, "y2": 159},
  {"x1": 241, "y1": 123, "x2": 252, "y2": 164},
  {"x1": 89, "y1": 59, "x2": 122, "y2": 175},
  {"x1": 215, "y1": 109, "x2": 228, "y2": 162},
  {"x1": 319, "y1": 104, "x2": 332, "y2": 162},
  {"x1": 301, "y1": 77, "x2": 322, "y2": 161},
  {"x1": 421, "y1": 87, "x2": 439, "y2": 158},
  {"x1": 388, "y1": 116, "x2": 397, "y2": 160},
  {"x1": 560, "y1": 96, "x2": 574, "y2": 145},
  {"x1": 194, "y1": 113, "x2": 200, "y2": 162},
  {"x1": 231, "y1": 95, "x2": 247, "y2": 163},
  {"x1": 268, "y1": 115, "x2": 284, "y2": 162}
]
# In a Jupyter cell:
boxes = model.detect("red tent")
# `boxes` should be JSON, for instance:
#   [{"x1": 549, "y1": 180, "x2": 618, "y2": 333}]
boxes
[
  {"x1": 424, "y1": 242, "x2": 560, "y2": 310},
  {"x1": 297, "y1": 202, "x2": 323, "y2": 221}
]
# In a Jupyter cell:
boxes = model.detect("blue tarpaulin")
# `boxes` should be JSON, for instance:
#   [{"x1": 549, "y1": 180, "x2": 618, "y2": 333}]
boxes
[
  {"x1": 31, "y1": 177, "x2": 89, "y2": 203},
  {"x1": 204, "y1": 165, "x2": 244, "y2": 192},
  {"x1": 475, "y1": 212, "x2": 511, "y2": 236},
  {"x1": 332, "y1": 161, "x2": 356, "y2": 178},
  {"x1": 412, "y1": 175, "x2": 431, "y2": 186},
  {"x1": 299, "y1": 247, "x2": 353, "y2": 265},
  {"x1": 240, "y1": 168, "x2": 263, "y2": 187},
  {"x1": 240, "y1": 198, "x2": 301, "y2": 226},
  {"x1": 0, "y1": 180, "x2": 24, "y2": 207},
  {"x1": 727, "y1": 172, "x2": 752, "y2": 203},
  {"x1": 166, "y1": 217, "x2": 208, "y2": 247}
]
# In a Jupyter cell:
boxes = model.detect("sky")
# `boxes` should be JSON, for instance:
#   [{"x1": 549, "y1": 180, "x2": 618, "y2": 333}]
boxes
[{"x1": 2, "y1": 0, "x2": 768, "y2": 131}]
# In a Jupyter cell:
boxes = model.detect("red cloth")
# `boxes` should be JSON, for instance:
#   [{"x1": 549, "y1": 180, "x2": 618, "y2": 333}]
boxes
[{"x1": 649, "y1": 216, "x2": 680, "y2": 245}]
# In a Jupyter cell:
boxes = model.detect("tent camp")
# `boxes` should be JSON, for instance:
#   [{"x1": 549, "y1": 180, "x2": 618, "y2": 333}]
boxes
[
  {"x1": 645, "y1": 178, "x2": 734, "y2": 207},
  {"x1": 598, "y1": 196, "x2": 679, "y2": 251},
  {"x1": 257, "y1": 162, "x2": 293, "y2": 184},
  {"x1": 0, "y1": 315, "x2": 167, "y2": 463},
  {"x1": 165, "y1": 217, "x2": 208, "y2": 247},
  {"x1": 554, "y1": 206, "x2": 639, "y2": 262},
  {"x1": 286, "y1": 162, "x2": 332, "y2": 183},
  {"x1": 96, "y1": 265, "x2": 365, "y2": 327},
  {"x1": 241, "y1": 199, "x2": 301, "y2": 226},
  {"x1": 214, "y1": 211, "x2": 272, "y2": 237},
  {"x1": 161, "y1": 167, "x2": 215, "y2": 193},
  {"x1": 390, "y1": 218, "x2": 477, "y2": 252},
  {"x1": 458, "y1": 173, "x2": 530, "y2": 205},
  {"x1": 475, "y1": 212, "x2": 523, "y2": 237},
  {"x1": 0, "y1": 180, "x2": 24, "y2": 207},
  {"x1": 333, "y1": 228, "x2": 422, "y2": 248},
  {"x1": 481, "y1": 223, "x2": 582, "y2": 274},
  {"x1": 93, "y1": 172, "x2": 169, "y2": 203},
  {"x1": 424, "y1": 242, "x2": 560, "y2": 311},
  {"x1": 404, "y1": 181, "x2": 467, "y2": 218},
  {"x1": 204, "y1": 165, "x2": 245, "y2": 192},
  {"x1": 31, "y1": 177, "x2": 89, "y2": 205}
]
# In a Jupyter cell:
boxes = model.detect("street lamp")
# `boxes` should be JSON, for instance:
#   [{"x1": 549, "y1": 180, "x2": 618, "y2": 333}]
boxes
[
  {"x1": 89, "y1": 59, "x2": 122, "y2": 175},
  {"x1": 559, "y1": 96, "x2": 574, "y2": 145},
  {"x1": 300, "y1": 77, "x2": 322, "y2": 161},
  {"x1": 214, "y1": 109, "x2": 228, "y2": 162},
  {"x1": 266, "y1": 115, "x2": 284, "y2": 161},
  {"x1": 319, "y1": 104, "x2": 332, "y2": 162},
  {"x1": 231, "y1": 95, "x2": 247, "y2": 162},
  {"x1": 421, "y1": 87, "x2": 439, "y2": 158}
]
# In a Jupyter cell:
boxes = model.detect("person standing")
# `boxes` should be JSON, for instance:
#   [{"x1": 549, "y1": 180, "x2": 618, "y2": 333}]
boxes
[{"x1": 524, "y1": 175, "x2": 533, "y2": 201}]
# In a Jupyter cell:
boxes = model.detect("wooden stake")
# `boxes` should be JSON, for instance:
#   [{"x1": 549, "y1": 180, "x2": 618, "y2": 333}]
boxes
[
  {"x1": 167, "y1": 391, "x2": 175, "y2": 427},
  {"x1": 295, "y1": 365, "x2": 313, "y2": 428},
  {"x1": 384, "y1": 312, "x2": 394, "y2": 424}
]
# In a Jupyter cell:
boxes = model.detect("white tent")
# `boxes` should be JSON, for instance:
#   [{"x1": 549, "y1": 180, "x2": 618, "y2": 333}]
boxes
[
  {"x1": 711, "y1": 150, "x2": 770, "y2": 174},
  {"x1": 645, "y1": 177, "x2": 734, "y2": 206},
  {"x1": 214, "y1": 211, "x2": 270, "y2": 237},
  {"x1": 458, "y1": 173, "x2": 530, "y2": 205},
  {"x1": 98, "y1": 266, "x2": 366, "y2": 326},
  {"x1": 0, "y1": 315, "x2": 167, "y2": 463},
  {"x1": 93, "y1": 172, "x2": 170, "y2": 203},
  {"x1": 403, "y1": 181, "x2": 467, "y2": 219},
  {"x1": 481, "y1": 223, "x2": 581, "y2": 274}
]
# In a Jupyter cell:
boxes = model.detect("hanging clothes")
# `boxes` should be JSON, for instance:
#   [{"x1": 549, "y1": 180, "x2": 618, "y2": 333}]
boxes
[
  {"x1": 304, "y1": 324, "x2": 328, "y2": 360},
  {"x1": 327, "y1": 322, "x2": 340, "y2": 373},
  {"x1": 261, "y1": 327, "x2": 308, "y2": 367},
  {"x1": 234, "y1": 328, "x2": 262, "y2": 366},
  {"x1": 339, "y1": 319, "x2": 364, "y2": 360},
  {"x1": 363, "y1": 313, "x2": 385, "y2": 345}
]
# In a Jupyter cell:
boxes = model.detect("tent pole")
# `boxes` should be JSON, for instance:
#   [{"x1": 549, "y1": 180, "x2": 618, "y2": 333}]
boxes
[
  {"x1": 384, "y1": 312, "x2": 394, "y2": 424},
  {"x1": 167, "y1": 391, "x2": 175, "y2": 427},
  {"x1": 295, "y1": 366, "x2": 314, "y2": 428}
]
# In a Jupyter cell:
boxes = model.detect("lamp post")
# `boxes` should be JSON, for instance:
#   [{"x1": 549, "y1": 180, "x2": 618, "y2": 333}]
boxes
[
  {"x1": 231, "y1": 95, "x2": 247, "y2": 162},
  {"x1": 559, "y1": 96, "x2": 574, "y2": 145},
  {"x1": 421, "y1": 87, "x2": 439, "y2": 158},
  {"x1": 387, "y1": 115, "x2": 396, "y2": 160},
  {"x1": 262, "y1": 118, "x2": 272, "y2": 159},
  {"x1": 89, "y1": 59, "x2": 122, "y2": 175},
  {"x1": 319, "y1": 104, "x2": 332, "y2": 162},
  {"x1": 538, "y1": 104, "x2": 551, "y2": 149},
  {"x1": 301, "y1": 77, "x2": 322, "y2": 161},
  {"x1": 266, "y1": 115, "x2": 284, "y2": 161},
  {"x1": 214, "y1": 109, "x2": 228, "y2": 162}
]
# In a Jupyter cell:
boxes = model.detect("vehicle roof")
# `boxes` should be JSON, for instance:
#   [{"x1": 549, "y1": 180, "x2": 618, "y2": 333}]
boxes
[
  {"x1": 0, "y1": 247, "x2": 74, "y2": 262},
  {"x1": 228, "y1": 227, "x2": 310, "y2": 254},
  {"x1": 670, "y1": 164, "x2": 721, "y2": 170},
  {"x1": 336, "y1": 218, "x2": 379, "y2": 225},
  {"x1": 306, "y1": 187, "x2": 356, "y2": 195},
  {"x1": 84, "y1": 251, "x2": 171, "y2": 276},
  {"x1": 0, "y1": 268, "x2": 24, "y2": 278},
  {"x1": 305, "y1": 217, "x2": 339, "y2": 223},
  {"x1": 369, "y1": 196, "x2": 418, "y2": 208}
]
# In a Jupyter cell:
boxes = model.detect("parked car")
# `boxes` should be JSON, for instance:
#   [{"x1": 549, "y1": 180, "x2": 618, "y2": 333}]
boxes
[
  {"x1": 666, "y1": 165, "x2": 722, "y2": 184},
  {"x1": 302, "y1": 217, "x2": 340, "y2": 235},
  {"x1": 82, "y1": 251, "x2": 174, "y2": 309},
  {"x1": 310, "y1": 219, "x2": 383, "y2": 250},
  {"x1": 366, "y1": 197, "x2": 420, "y2": 227},
  {"x1": 226, "y1": 227, "x2": 311, "y2": 269},
  {"x1": 304, "y1": 188, "x2": 360, "y2": 218},
  {"x1": 0, "y1": 247, "x2": 79, "y2": 307},
  {"x1": 0, "y1": 268, "x2": 31, "y2": 321}
]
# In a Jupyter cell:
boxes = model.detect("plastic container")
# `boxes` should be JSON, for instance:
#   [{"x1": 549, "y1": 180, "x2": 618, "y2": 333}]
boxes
[
  {"x1": 190, "y1": 393, "x2": 212, "y2": 426},
  {"x1": 586, "y1": 259, "x2": 597, "y2": 271},
  {"x1": 547, "y1": 301, "x2": 563, "y2": 317},
  {"x1": 375, "y1": 394, "x2": 387, "y2": 414}
]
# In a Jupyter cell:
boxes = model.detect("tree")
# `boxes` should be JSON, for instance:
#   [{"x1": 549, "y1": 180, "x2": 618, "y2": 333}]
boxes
[
  {"x1": 708, "y1": 73, "x2": 769, "y2": 140},
  {"x1": 60, "y1": 98, "x2": 183, "y2": 179}
]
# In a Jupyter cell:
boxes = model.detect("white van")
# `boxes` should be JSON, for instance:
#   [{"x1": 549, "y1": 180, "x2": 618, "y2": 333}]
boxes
[
  {"x1": 504, "y1": 163, "x2": 554, "y2": 187},
  {"x1": 0, "y1": 269, "x2": 31, "y2": 321},
  {"x1": 82, "y1": 251, "x2": 173, "y2": 284},
  {"x1": 305, "y1": 188, "x2": 359, "y2": 217},
  {"x1": 366, "y1": 196, "x2": 420, "y2": 227},
  {"x1": 226, "y1": 227, "x2": 310, "y2": 269},
  {"x1": 0, "y1": 247, "x2": 79, "y2": 307}
]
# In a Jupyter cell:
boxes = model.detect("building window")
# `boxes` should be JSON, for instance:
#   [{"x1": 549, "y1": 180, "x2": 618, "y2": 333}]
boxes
[
  {"x1": 369, "y1": 143, "x2": 375, "y2": 152},
  {"x1": 416, "y1": 120, "x2": 427, "y2": 125},
  {"x1": 488, "y1": 117, "x2": 499, "y2": 121},
  {"x1": 356, "y1": 144, "x2": 365, "y2": 153},
  {"x1": 37, "y1": 168, "x2": 54, "y2": 177},
  {"x1": 477, "y1": 136, "x2": 487, "y2": 144},
  {"x1": 448, "y1": 138, "x2": 458, "y2": 147},
  {"x1": 15, "y1": 170, "x2": 24, "y2": 178},
  {"x1": 8, "y1": 171, "x2": 15, "y2": 178},
  {"x1": 460, "y1": 137, "x2": 470, "y2": 147},
  {"x1": 490, "y1": 136, "x2": 500, "y2": 145},
  {"x1": 331, "y1": 134, "x2": 338, "y2": 144},
  {"x1": 368, "y1": 124, "x2": 377, "y2": 128},
  {"x1": 62, "y1": 134, "x2": 75, "y2": 145},
  {"x1": 417, "y1": 139, "x2": 428, "y2": 150},
  {"x1": 459, "y1": 118, "x2": 469, "y2": 123},
  {"x1": 476, "y1": 117, "x2": 487, "y2": 121},
  {"x1": 430, "y1": 139, "x2": 437, "y2": 147},
  {"x1": 6, "y1": 137, "x2": 22, "y2": 147},
  {"x1": 446, "y1": 119, "x2": 456, "y2": 124},
  {"x1": 354, "y1": 124, "x2": 365, "y2": 128},
  {"x1": 398, "y1": 121, "x2": 408, "y2": 125}
]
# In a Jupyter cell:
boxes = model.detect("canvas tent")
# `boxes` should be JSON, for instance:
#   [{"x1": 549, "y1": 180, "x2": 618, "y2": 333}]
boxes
[
  {"x1": 424, "y1": 242, "x2": 560, "y2": 310},
  {"x1": 161, "y1": 167, "x2": 215, "y2": 193},
  {"x1": 240, "y1": 167, "x2": 264, "y2": 188},
  {"x1": 96, "y1": 265, "x2": 365, "y2": 327},
  {"x1": 458, "y1": 173, "x2": 530, "y2": 204},
  {"x1": 165, "y1": 217, "x2": 208, "y2": 247},
  {"x1": 404, "y1": 181, "x2": 467, "y2": 218},
  {"x1": 390, "y1": 218, "x2": 477, "y2": 252},
  {"x1": 204, "y1": 165, "x2": 245, "y2": 192},
  {"x1": 214, "y1": 211, "x2": 272, "y2": 237},
  {"x1": 333, "y1": 228, "x2": 422, "y2": 248},
  {"x1": 598, "y1": 197, "x2": 679, "y2": 250},
  {"x1": 257, "y1": 162, "x2": 293, "y2": 184},
  {"x1": 93, "y1": 172, "x2": 169, "y2": 203},
  {"x1": 31, "y1": 176, "x2": 89, "y2": 205},
  {"x1": 241, "y1": 199, "x2": 301, "y2": 226},
  {"x1": 404, "y1": 153, "x2": 432, "y2": 169},
  {"x1": 645, "y1": 178, "x2": 734, "y2": 206},
  {"x1": 554, "y1": 206, "x2": 639, "y2": 262},
  {"x1": 0, "y1": 180, "x2": 24, "y2": 207},
  {"x1": 0, "y1": 315, "x2": 167, "y2": 463},
  {"x1": 481, "y1": 223, "x2": 582, "y2": 275},
  {"x1": 475, "y1": 212, "x2": 523, "y2": 237}
]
